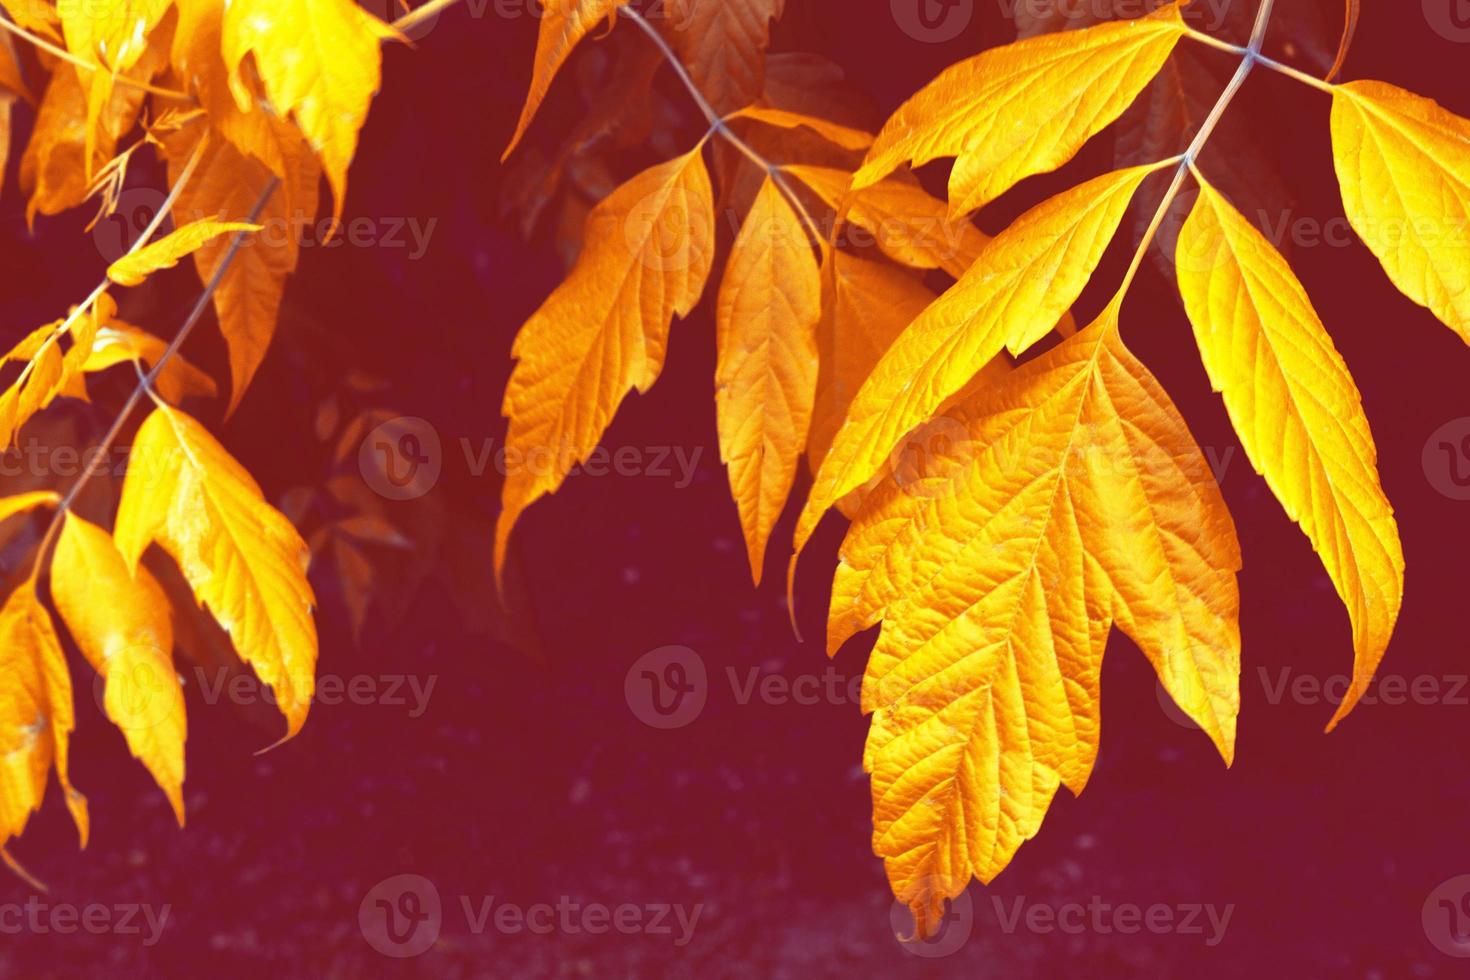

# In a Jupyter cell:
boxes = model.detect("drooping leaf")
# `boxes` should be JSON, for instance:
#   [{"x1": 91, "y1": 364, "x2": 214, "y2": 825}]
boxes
[
  {"x1": 1176, "y1": 179, "x2": 1403, "y2": 729},
  {"x1": 794, "y1": 163, "x2": 1168, "y2": 560},
  {"x1": 664, "y1": 0, "x2": 785, "y2": 114},
  {"x1": 1330, "y1": 80, "x2": 1470, "y2": 341},
  {"x1": 107, "y1": 219, "x2": 262, "y2": 287},
  {"x1": 0, "y1": 580, "x2": 89, "y2": 850},
  {"x1": 67, "y1": 319, "x2": 219, "y2": 404},
  {"x1": 52, "y1": 513, "x2": 186, "y2": 824},
  {"x1": 220, "y1": 0, "x2": 399, "y2": 219},
  {"x1": 851, "y1": 306, "x2": 1240, "y2": 936},
  {"x1": 0, "y1": 293, "x2": 111, "y2": 448},
  {"x1": 115, "y1": 406, "x2": 318, "y2": 738},
  {"x1": 496, "y1": 148, "x2": 716, "y2": 574},
  {"x1": 715, "y1": 176, "x2": 821, "y2": 583},
  {"x1": 161, "y1": 120, "x2": 322, "y2": 413},
  {"x1": 57, "y1": 0, "x2": 171, "y2": 172},
  {"x1": 853, "y1": 2, "x2": 1189, "y2": 216},
  {"x1": 502, "y1": 0, "x2": 621, "y2": 160}
]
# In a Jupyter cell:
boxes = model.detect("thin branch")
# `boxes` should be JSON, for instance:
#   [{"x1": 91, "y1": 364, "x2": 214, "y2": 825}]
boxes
[
  {"x1": 0, "y1": 14, "x2": 192, "y2": 101},
  {"x1": 620, "y1": 6, "x2": 827, "y2": 249},
  {"x1": 31, "y1": 179, "x2": 281, "y2": 573}
]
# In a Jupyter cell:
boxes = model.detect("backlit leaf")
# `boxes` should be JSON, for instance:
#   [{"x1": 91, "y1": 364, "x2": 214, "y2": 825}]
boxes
[
  {"x1": 715, "y1": 176, "x2": 821, "y2": 583},
  {"x1": 852, "y1": 307, "x2": 1240, "y2": 935},
  {"x1": 1330, "y1": 80, "x2": 1470, "y2": 341},
  {"x1": 853, "y1": 3, "x2": 1188, "y2": 216},
  {"x1": 115, "y1": 406, "x2": 318, "y2": 738},
  {"x1": 794, "y1": 163, "x2": 1167, "y2": 560},
  {"x1": 52, "y1": 514, "x2": 186, "y2": 824},
  {"x1": 1176, "y1": 178, "x2": 1403, "y2": 729},
  {"x1": 502, "y1": 0, "x2": 620, "y2": 159},
  {"x1": 107, "y1": 219, "x2": 262, "y2": 287},
  {"x1": 495, "y1": 147, "x2": 715, "y2": 575}
]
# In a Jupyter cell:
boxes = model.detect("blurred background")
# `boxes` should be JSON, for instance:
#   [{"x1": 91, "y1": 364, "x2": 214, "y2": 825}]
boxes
[{"x1": 2, "y1": 0, "x2": 1470, "y2": 975}]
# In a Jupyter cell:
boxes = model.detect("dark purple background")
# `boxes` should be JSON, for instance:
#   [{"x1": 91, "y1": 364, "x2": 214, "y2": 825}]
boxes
[{"x1": 3, "y1": 1, "x2": 1470, "y2": 976}]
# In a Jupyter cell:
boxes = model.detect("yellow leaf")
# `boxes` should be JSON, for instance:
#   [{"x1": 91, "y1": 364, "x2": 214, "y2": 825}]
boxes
[
  {"x1": 1331, "y1": 80, "x2": 1470, "y2": 342},
  {"x1": 115, "y1": 406, "x2": 318, "y2": 738},
  {"x1": 0, "y1": 294, "x2": 111, "y2": 447},
  {"x1": 107, "y1": 219, "x2": 262, "y2": 287},
  {"x1": 161, "y1": 121, "x2": 321, "y2": 413},
  {"x1": 665, "y1": 0, "x2": 785, "y2": 114},
  {"x1": 784, "y1": 164, "x2": 987, "y2": 279},
  {"x1": 794, "y1": 163, "x2": 1165, "y2": 561},
  {"x1": 853, "y1": 307, "x2": 1239, "y2": 936},
  {"x1": 57, "y1": 0, "x2": 171, "y2": 174},
  {"x1": 1176, "y1": 179, "x2": 1403, "y2": 729},
  {"x1": 74, "y1": 320, "x2": 219, "y2": 403},
  {"x1": 732, "y1": 106, "x2": 873, "y2": 152},
  {"x1": 221, "y1": 0, "x2": 399, "y2": 220},
  {"x1": 0, "y1": 580, "x2": 88, "y2": 850},
  {"x1": 716, "y1": 176, "x2": 821, "y2": 583},
  {"x1": 808, "y1": 253, "x2": 935, "y2": 478},
  {"x1": 0, "y1": 491, "x2": 60, "y2": 526},
  {"x1": 496, "y1": 148, "x2": 716, "y2": 574},
  {"x1": 502, "y1": 0, "x2": 620, "y2": 160},
  {"x1": 854, "y1": 2, "x2": 1188, "y2": 217},
  {"x1": 52, "y1": 514, "x2": 186, "y2": 825}
]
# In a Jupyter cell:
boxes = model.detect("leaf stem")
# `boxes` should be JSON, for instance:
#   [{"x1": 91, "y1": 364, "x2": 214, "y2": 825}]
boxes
[
  {"x1": 0, "y1": 13, "x2": 192, "y2": 101},
  {"x1": 620, "y1": 6, "x2": 827, "y2": 248},
  {"x1": 391, "y1": 0, "x2": 465, "y2": 34},
  {"x1": 31, "y1": 180, "x2": 280, "y2": 575}
]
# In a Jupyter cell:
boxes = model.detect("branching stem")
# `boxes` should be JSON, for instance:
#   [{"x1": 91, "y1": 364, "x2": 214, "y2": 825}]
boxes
[
  {"x1": 620, "y1": 6, "x2": 827, "y2": 249},
  {"x1": 0, "y1": 13, "x2": 191, "y2": 101}
]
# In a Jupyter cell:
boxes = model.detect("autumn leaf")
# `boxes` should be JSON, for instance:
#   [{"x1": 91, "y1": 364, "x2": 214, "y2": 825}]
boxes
[
  {"x1": 1330, "y1": 80, "x2": 1470, "y2": 342},
  {"x1": 220, "y1": 0, "x2": 400, "y2": 220},
  {"x1": 0, "y1": 579, "x2": 89, "y2": 850},
  {"x1": 784, "y1": 165, "x2": 986, "y2": 279},
  {"x1": 0, "y1": 293, "x2": 112, "y2": 448},
  {"x1": 116, "y1": 406, "x2": 318, "y2": 738},
  {"x1": 496, "y1": 147, "x2": 716, "y2": 575},
  {"x1": 730, "y1": 107, "x2": 873, "y2": 153},
  {"x1": 1176, "y1": 177, "x2": 1403, "y2": 729},
  {"x1": 851, "y1": 306, "x2": 1240, "y2": 936},
  {"x1": 57, "y1": 0, "x2": 171, "y2": 173},
  {"x1": 853, "y1": 2, "x2": 1189, "y2": 216},
  {"x1": 107, "y1": 219, "x2": 262, "y2": 287},
  {"x1": 808, "y1": 253, "x2": 935, "y2": 477},
  {"x1": 794, "y1": 162, "x2": 1169, "y2": 561},
  {"x1": 67, "y1": 319, "x2": 219, "y2": 404},
  {"x1": 664, "y1": 0, "x2": 785, "y2": 115},
  {"x1": 715, "y1": 176, "x2": 821, "y2": 582},
  {"x1": 52, "y1": 513, "x2": 186, "y2": 825},
  {"x1": 161, "y1": 120, "x2": 322, "y2": 413},
  {"x1": 503, "y1": 0, "x2": 621, "y2": 159}
]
